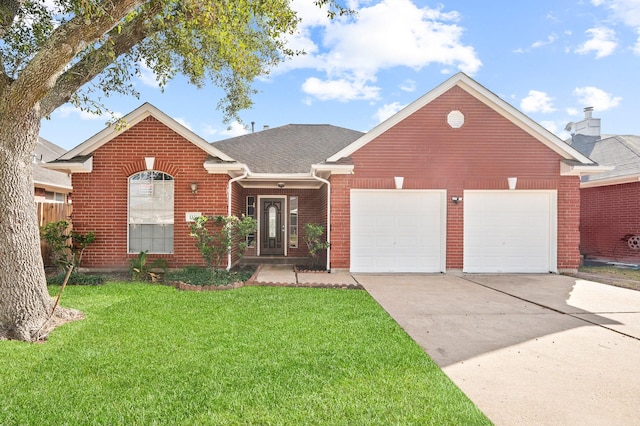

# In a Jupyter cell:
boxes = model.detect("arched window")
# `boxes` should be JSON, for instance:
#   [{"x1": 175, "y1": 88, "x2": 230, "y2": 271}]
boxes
[{"x1": 128, "y1": 171, "x2": 174, "y2": 253}]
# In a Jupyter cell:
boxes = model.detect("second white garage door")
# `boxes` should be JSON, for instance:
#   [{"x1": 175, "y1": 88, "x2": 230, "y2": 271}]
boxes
[
  {"x1": 350, "y1": 190, "x2": 446, "y2": 273},
  {"x1": 463, "y1": 190, "x2": 557, "y2": 273}
]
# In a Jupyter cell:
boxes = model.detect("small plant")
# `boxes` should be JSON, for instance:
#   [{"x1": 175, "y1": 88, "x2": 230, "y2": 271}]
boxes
[
  {"x1": 189, "y1": 215, "x2": 257, "y2": 269},
  {"x1": 40, "y1": 220, "x2": 96, "y2": 272},
  {"x1": 303, "y1": 223, "x2": 330, "y2": 270},
  {"x1": 129, "y1": 251, "x2": 168, "y2": 282}
]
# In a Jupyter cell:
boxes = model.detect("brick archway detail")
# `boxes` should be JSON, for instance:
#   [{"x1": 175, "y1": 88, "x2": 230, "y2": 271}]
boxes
[{"x1": 121, "y1": 159, "x2": 180, "y2": 177}]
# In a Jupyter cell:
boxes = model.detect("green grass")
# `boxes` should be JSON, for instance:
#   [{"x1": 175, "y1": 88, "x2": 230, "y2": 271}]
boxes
[
  {"x1": 579, "y1": 265, "x2": 640, "y2": 280},
  {"x1": 0, "y1": 283, "x2": 490, "y2": 425}
]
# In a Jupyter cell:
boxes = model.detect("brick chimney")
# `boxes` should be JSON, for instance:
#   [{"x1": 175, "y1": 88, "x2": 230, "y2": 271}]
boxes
[{"x1": 574, "y1": 107, "x2": 601, "y2": 137}]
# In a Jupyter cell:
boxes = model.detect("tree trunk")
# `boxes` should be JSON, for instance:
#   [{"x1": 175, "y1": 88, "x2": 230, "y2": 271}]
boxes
[{"x1": 0, "y1": 106, "x2": 54, "y2": 341}]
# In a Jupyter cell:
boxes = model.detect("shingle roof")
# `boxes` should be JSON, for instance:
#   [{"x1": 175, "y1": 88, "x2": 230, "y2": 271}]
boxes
[
  {"x1": 568, "y1": 134, "x2": 640, "y2": 183},
  {"x1": 212, "y1": 124, "x2": 363, "y2": 173},
  {"x1": 33, "y1": 137, "x2": 72, "y2": 191}
]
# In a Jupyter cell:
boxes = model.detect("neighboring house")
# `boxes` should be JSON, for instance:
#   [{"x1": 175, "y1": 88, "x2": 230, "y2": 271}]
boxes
[
  {"x1": 567, "y1": 108, "x2": 640, "y2": 263},
  {"x1": 45, "y1": 73, "x2": 608, "y2": 273},
  {"x1": 34, "y1": 137, "x2": 72, "y2": 205}
]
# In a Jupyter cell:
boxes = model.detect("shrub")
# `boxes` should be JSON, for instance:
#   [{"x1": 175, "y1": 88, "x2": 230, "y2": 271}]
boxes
[
  {"x1": 39, "y1": 220, "x2": 96, "y2": 272},
  {"x1": 166, "y1": 265, "x2": 256, "y2": 286},
  {"x1": 47, "y1": 271, "x2": 106, "y2": 286},
  {"x1": 189, "y1": 215, "x2": 257, "y2": 269},
  {"x1": 303, "y1": 223, "x2": 330, "y2": 269}
]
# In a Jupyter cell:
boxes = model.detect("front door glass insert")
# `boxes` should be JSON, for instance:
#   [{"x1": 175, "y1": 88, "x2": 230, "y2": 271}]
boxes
[{"x1": 268, "y1": 205, "x2": 277, "y2": 238}]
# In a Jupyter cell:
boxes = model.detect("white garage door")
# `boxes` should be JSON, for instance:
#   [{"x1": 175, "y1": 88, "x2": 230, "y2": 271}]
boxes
[
  {"x1": 463, "y1": 191, "x2": 557, "y2": 273},
  {"x1": 350, "y1": 190, "x2": 446, "y2": 273}
]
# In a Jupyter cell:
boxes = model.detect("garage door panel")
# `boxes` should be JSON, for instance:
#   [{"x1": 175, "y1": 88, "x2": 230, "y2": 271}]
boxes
[
  {"x1": 350, "y1": 190, "x2": 446, "y2": 273},
  {"x1": 464, "y1": 191, "x2": 557, "y2": 273}
]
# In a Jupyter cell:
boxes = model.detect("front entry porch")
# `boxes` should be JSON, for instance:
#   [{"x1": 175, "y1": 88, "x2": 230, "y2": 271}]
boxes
[{"x1": 235, "y1": 185, "x2": 328, "y2": 268}]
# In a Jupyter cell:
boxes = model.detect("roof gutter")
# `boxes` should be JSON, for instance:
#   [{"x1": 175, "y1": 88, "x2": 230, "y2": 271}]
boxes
[
  {"x1": 227, "y1": 166, "x2": 250, "y2": 270},
  {"x1": 311, "y1": 168, "x2": 331, "y2": 272}
]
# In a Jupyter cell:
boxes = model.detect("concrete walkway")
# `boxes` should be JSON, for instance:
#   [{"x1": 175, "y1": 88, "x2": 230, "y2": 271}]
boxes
[
  {"x1": 252, "y1": 264, "x2": 360, "y2": 287},
  {"x1": 356, "y1": 273, "x2": 640, "y2": 425}
]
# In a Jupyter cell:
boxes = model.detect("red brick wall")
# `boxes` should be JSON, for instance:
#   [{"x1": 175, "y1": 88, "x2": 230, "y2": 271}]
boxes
[
  {"x1": 330, "y1": 86, "x2": 581, "y2": 271},
  {"x1": 71, "y1": 116, "x2": 229, "y2": 268},
  {"x1": 581, "y1": 182, "x2": 640, "y2": 262}
]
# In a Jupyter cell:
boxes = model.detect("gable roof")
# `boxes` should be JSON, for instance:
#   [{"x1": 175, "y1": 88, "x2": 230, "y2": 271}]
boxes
[
  {"x1": 47, "y1": 103, "x2": 235, "y2": 173},
  {"x1": 327, "y1": 72, "x2": 599, "y2": 172},
  {"x1": 213, "y1": 124, "x2": 363, "y2": 173},
  {"x1": 33, "y1": 137, "x2": 72, "y2": 192},
  {"x1": 569, "y1": 134, "x2": 640, "y2": 187}
]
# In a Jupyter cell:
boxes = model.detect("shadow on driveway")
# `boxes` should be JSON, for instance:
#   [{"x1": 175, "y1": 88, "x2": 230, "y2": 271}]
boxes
[{"x1": 356, "y1": 273, "x2": 640, "y2": 425}]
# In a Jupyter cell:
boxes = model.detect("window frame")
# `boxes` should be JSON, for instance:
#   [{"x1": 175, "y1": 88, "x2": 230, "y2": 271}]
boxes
[
  {"x1": 289, "y1": 195, "x2": 298, "y2": 248},
  {"x1": 246, "y1": 195, "x2": 256, "y2": 248},
  {"x1": 127, "y1": 170, "x2": 175, "y2": 254}
]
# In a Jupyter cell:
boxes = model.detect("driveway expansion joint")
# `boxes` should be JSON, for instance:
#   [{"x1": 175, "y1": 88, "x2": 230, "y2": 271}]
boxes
[{"x1": 460, "y1": 275, "x2": 640, "y2": 342}]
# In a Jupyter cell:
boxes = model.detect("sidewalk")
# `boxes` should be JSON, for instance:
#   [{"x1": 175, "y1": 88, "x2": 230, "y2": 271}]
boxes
[{"x1": 251, "y1": 264, "x2": 361, "y2": 287}]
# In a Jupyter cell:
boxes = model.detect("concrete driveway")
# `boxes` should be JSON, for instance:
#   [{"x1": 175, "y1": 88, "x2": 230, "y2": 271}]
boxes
[{"x1": 355, "y1": 273, "x2": 640, "y2": 425}]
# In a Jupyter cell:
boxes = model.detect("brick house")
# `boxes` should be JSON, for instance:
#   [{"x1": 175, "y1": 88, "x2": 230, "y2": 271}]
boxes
[
  {"x1": 34, "y1": 137, "x2": 72, "y2": 206},
  {"x1": 567, "y1": 108, "x2": 640, "y2": 263},
  {"x1": 46, "y1": 73, "x2": 607, "y2": 273}
]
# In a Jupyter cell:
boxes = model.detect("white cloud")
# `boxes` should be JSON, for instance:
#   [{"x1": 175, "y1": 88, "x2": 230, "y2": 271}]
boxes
[
  {"x1": 400, "y1": 79, "x2": 416, "y2": 92},
  {"x1": 573, "y1": 86, "x2": 622, "y2": 110},
  {"x1": 55, "y1": 105, "x2": 121, "y2": 121},
  {"x1": 321, "y1": 0, "x2": 481, "y2": 75},
  {"x1": 540, "y1": 120, "x2": 559, "y2": 135},
  {"x1": 593, "y1": 0, "x2": 640, "y2": 27},
  {"x1": 520, "y1": 90, "x2": 556, "y2": 113},
  {"x1": 575, "y1": 27, "x2": 617, "y2": 58},
  {"x1": 302, "y1": 77, "x2": 380, "y2": 102},
  {"x1": 532, "y1": 34, "x2": 558, "y2": 48},
  {"x1": 201, "y1": 121, "x2": 248, "y2": 139},
  {"x1": 591, "y1": 1, "x2": 640, "y2": 54},
  {"x1": 137, "y1": 61, "x2": 161, "y2": 88},
  {"x1": 221, "y1": 121, "x2": 249, "y2": 137},
  {"x1": 516, "y1": 34, "x2": 558, "y2": 53},
  {"x1": 174, "y1": 118, "x2": 192, "y2": 131},
  {"x1": 286, "y1": 0, "x2": 481, "y2": 101},
  {"x1": 373, "y1": 102, "x2": 406, "y2": 123}
]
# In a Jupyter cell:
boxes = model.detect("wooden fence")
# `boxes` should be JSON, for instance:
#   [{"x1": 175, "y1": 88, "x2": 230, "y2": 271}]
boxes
[
  {"x1": 37, "y1": 202, "x2": 73, "y2": 267},
  {"x1": 37, "y1": 202, "x2": 72, "y2": 227}
]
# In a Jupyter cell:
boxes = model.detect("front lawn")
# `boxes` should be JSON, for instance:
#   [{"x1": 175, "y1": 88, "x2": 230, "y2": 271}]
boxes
[{"x1": 0, "y1": 283, "x2": 490, "y2": 425}]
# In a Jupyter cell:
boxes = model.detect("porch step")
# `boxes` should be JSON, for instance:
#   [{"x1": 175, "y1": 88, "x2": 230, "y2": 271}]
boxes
[{"x1": 240, "y1": 256, "x2": 307, "y2": 265}]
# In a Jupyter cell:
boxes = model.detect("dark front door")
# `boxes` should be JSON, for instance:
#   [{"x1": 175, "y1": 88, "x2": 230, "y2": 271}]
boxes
[{"x1": 261, "y1": 198, "x2": 284, "y2": 255}]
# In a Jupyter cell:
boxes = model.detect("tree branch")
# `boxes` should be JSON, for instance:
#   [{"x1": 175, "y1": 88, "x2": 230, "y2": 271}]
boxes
[
  {"x1": 0, "y1": 0, "x2": 20, "y2": 40},
  {"x1": 6, "y1": 0, "x2": 146, "y2": 115},
  {"x1": 40, "y1": 3, "x2": 164, "y2": 117}
]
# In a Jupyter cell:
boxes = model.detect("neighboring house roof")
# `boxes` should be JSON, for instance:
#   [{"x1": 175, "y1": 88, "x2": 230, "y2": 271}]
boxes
[
  {"x1": 33, "y1": 137, "x2": 72, "y2": 192},
  {"x1": 569, "y1": 134, "x2": 640, "y2": 187},
  {"x1": 212, "y1": 124, "x2": 363, "y2": 174},
  {"x1": 45, "y1": 102, "x2": 237, "y2": 174},
  {"x1": 326, "y1": 72, "x2": 607, "y2": 176}
]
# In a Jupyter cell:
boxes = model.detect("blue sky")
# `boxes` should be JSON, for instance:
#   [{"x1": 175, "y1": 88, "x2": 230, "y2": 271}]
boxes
[{"x1": 40, "y1": 0, "x2": 640, "y2": 151}]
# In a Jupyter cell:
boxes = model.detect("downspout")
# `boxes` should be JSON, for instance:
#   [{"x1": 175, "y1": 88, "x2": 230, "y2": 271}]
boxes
[
  {"x1": 227, "y1": 167, "x2": 249, "y2": 270},
  {"x1": 311, "y1": 169, "x2": 331, "y2": 272}
]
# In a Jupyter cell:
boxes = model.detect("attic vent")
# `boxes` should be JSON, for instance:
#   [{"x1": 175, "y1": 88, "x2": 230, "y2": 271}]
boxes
[
  {"x1": 447, "y1": 110, "x2": 464, "y2": 129},
  {"x1": 628, "y1": 235, "x2": 640, "y2": 250}
]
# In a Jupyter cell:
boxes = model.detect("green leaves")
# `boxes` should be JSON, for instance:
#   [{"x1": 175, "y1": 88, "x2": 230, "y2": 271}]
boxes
[
  {"x1": 189, "y1": 214, "x2": 257, "y2": 269},
  {"x1": 2, "y1": 0, "x2": 352, "y2": 120},
  {"x1": 303, "y1": 223, "x2": 329, "y2": 268}
]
